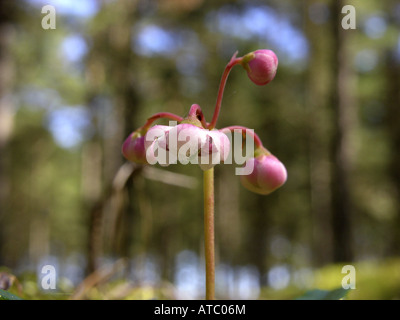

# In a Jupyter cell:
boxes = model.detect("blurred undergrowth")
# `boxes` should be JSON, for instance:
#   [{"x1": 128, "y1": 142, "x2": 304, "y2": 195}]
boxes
[{"x1": 2, "y1": 258, "x2": 400, "y2": 300}]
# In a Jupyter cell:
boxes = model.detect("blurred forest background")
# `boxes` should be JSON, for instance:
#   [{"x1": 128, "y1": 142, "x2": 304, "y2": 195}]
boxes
[{"x1": 0, "y1": 0, "x2": 400, "y2": 300}]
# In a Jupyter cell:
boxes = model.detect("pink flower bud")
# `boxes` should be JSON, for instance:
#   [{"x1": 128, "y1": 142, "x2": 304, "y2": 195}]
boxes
[
  {"x1": 240, "y1": 153, "x2": 287, "y2": 195},
  {"x1": 245, "y1": 49, "x2": 278, "y2": 86},
  {"x1": 144, "y1": 125, "x2": 173, "y2": 166},
  {"x1": 198, "y1": 130, "x2": 231, "y2": 171},
  {"x1": 144, "y1": 123, "x2": 208, "y2": 166},
  {"x1": 122, "y1": 132, "x2": 147, "y2": 164},
  {"x1": 168, "y1": 123, "x2": 208, "y2": 162}
]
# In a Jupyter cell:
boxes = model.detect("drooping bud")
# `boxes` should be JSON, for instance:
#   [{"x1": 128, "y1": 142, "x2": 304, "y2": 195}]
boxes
[
  {"x1": 198, "y1": 130, "x2": 231, "y2": 171},
  {"x1": 242, "y1": 49, "x2": 278, "y2": 86},
  {"x1": 122, "y1": 131, "x2": 148, "y2": 164},
  {"x1": 144, "y1": 123, "x2": 208, "y2": 166},
  {"x1": 240, "y1": 148, "x2": 287, "y2": 195},
  {"x1": 144, "y1": 125, "x2": 173, "y2": 166},
  {"x1": 168, "y1": 123, "x2": 208, "y2": 164}
]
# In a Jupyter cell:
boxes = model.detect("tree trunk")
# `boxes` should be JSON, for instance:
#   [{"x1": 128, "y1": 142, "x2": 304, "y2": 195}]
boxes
[
  {"x1": 384, "y1": 51, "x2": 400, "y2": 255},
  {"x1": 84, "y1": 0, "x2": 141, "y2": 273},
  {"x1": 304, "y1": 0, "x2": 334, "y2": 266},
  {"x1": 329, "y1": 0, "x2": 357, "y2": 262},
  {"x1": 0, "y1": 0, "x2": 16, "y2": 266}
]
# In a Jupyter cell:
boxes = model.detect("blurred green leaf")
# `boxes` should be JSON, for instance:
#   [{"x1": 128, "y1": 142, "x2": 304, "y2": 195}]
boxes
[
  {"x1": 0, "y1": 289, "x2": 23, "y2": 300},
  {"x1": 295, "y1": 287, "x2": 349, "y2": 300}
]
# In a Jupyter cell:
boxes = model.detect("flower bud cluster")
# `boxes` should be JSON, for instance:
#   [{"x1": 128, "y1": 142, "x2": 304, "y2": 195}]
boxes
[
  {"x1": 144, "y1": 123, "x2": 230, "y2": 171},
  {"x1": 122, "y1": 49, "x2": 286, "y2": 195}
]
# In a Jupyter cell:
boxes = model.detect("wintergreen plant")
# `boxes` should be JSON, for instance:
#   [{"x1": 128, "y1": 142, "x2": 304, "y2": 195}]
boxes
[{"x1": 122, "y1": 49, "x2": 286, "y2": 299}]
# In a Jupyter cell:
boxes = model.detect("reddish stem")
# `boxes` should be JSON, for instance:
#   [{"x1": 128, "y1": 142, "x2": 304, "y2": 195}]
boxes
[
  {"x1": 142, "y1": 112, "x2": 184, "y2": 131},
  {"x1": 220, "y1": 125, "x2": 263, "y2": 148},
  {"x1": 208, "y1": 53, "x2": 243, "y2": 130}
]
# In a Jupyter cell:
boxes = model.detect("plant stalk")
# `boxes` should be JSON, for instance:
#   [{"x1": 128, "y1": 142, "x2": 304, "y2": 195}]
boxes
[
  {"x1": 142, "y1": 112, "x2": 184, "y2": 131},
  {"x1": 208, "y1": 53, "x2": 243, "y2": 130},
  {"x1": 203, "y1": 167, "x2": 215, "y2": 300}
]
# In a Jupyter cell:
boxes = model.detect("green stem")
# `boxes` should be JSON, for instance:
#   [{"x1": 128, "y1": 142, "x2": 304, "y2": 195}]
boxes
[{"x1": 203, "y1": 167, "x2": 215, "y2": 300}]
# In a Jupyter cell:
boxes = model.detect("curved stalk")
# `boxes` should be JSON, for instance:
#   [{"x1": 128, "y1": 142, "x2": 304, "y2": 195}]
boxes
[
  {"x1": 142, "y1": 112, "x2": 184, "y2": 131},
  {"x1": 208, "y1": 53, "x2": 243, "y2": 130},
  {"x1": 220, "y1": 125, "x2": 263, "y2": 148}
]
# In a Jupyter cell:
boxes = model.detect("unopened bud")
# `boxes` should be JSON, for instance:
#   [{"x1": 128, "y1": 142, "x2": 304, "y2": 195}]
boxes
[
  {"x1": 198, "y1": 130, "x2": 230, "y2": 171},
  {"x1": 243, "y1": 49, "x2": 278, "y2": 86},
  {"x1": 122, "y1": 132, "x2": 148, "y2": 164},
  {"x1": 240, "y1": 150, "x2": 287, "y2": 195}
]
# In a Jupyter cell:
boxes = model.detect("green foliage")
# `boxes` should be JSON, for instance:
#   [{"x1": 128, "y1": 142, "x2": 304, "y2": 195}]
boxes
[
  {"x1": 259, "y1": 258, "x2": 400, "y2": 300},
  {"x1": 294, "y1": 288, "x2": 348, "y2": 300},
  {"x1": 0, "y1": 289, "x2": 23, "y2": 300},
  {"x1": 0, "y1": 258, "x2": 398, "y2": 299}
]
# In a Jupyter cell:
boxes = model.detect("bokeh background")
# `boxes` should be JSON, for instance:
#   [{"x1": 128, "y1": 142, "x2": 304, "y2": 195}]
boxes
[{"x1": 1, "y1": 0, "x2": 400, "y2": 300}]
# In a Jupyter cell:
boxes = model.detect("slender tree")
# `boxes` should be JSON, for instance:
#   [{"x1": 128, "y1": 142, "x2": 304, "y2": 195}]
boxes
[
  {"x1": 385, "y1": 51, "x2": 400, "y2": 255},
  {"x1": 329, "y1": 0, "x2": 357, "y2": 262},
  {"x1": 303, "y1": 0, "x2": 335, "y2": 266},
  {"x1": 0, "y1": 0, "x2": 17, "y2": 266},
  {"x1": 84, "y1": 0, "x2": 141, "y2": 273}
]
